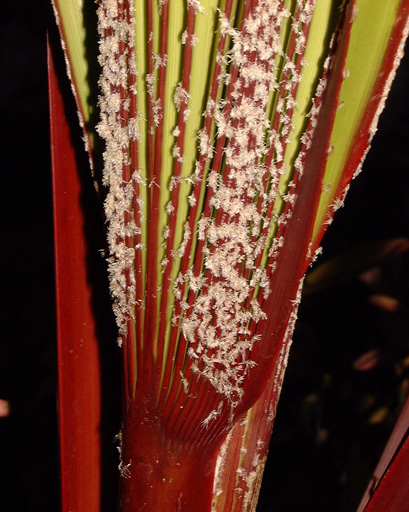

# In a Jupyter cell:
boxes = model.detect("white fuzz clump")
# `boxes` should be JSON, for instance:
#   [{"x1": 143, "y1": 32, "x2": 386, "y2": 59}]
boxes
[
  {"x1": 175, "y1": 0, "x2": 316, "y2": 405},
  {"x1": 96, "y1": 0, "x2": 319, "y2": 408},
  {"x1": 97, "y1": 0, "x2": 143, "y2": 341}
]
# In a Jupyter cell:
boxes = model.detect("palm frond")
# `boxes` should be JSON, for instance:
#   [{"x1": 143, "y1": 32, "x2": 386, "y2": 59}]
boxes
[{"x1": 50, "y1": 0, "x2": 409, "y2": 510}]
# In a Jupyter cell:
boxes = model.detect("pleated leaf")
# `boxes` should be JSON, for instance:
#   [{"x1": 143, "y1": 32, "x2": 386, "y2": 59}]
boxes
[{"x1": 50, "y1": 0, "x2": 409, "y2": 510}]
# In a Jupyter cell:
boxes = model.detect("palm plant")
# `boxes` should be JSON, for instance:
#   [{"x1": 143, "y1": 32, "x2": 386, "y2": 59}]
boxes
[{"x1": 49, "y1": 0, "x2": 409, "y2": 510}]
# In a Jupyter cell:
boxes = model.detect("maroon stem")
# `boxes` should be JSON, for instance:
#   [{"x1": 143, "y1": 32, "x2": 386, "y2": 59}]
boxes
[{"x1": 119, "y1": 403, "x2": 219, "y2": 512}]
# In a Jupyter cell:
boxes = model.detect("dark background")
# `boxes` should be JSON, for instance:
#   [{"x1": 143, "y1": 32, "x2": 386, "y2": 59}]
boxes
[{"x1": 0, "y1": 1, "x2": 408, "y2": 510}]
